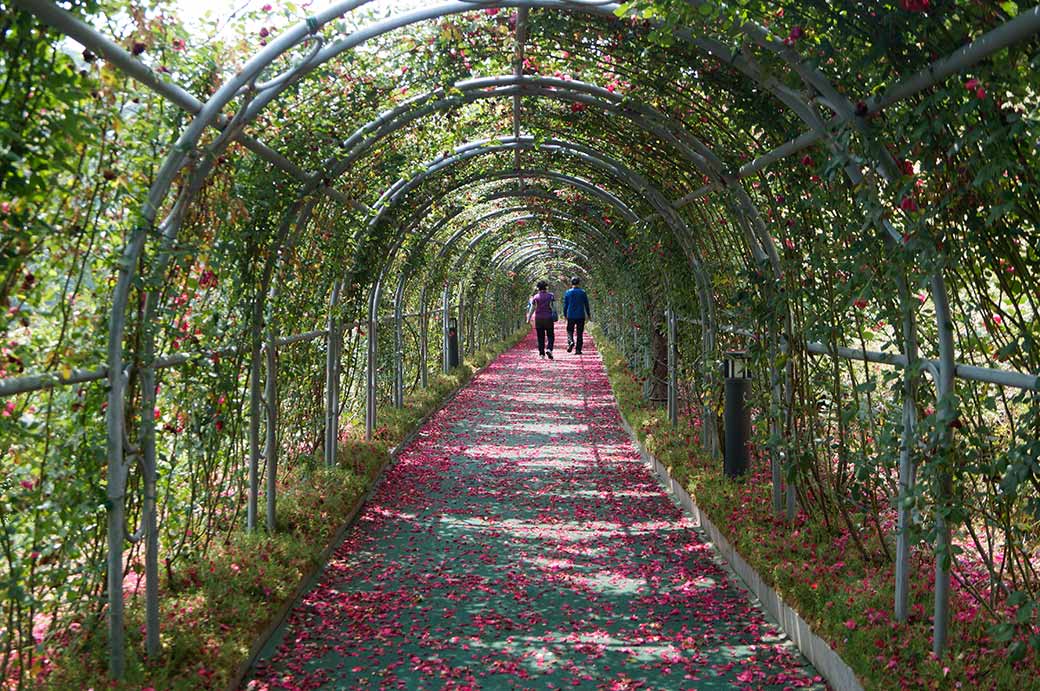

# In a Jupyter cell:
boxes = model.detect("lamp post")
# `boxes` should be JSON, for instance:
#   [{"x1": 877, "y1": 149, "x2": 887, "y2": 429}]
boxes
[{"x1": 723, "y1": 350, "x2": 751, "y2": 478}]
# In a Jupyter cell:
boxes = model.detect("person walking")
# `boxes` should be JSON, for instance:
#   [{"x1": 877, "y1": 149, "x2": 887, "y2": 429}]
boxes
[
  {"x1": 563, "y1": 276, "x2": 591, "y2": 354},
  {"x1": 526, "y1": 280, "x2": 556, "y2": 359}
]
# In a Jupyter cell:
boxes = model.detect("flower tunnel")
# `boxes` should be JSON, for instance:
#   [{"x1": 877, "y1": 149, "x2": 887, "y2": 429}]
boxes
[{"x1": 2, "y1": 0, "x2": 1040, "y2": 685}]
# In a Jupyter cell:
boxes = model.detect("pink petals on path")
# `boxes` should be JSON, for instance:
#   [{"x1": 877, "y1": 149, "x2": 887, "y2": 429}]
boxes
[{"x1": 245, "y1": 332, "x2": 826, "y2": 690}]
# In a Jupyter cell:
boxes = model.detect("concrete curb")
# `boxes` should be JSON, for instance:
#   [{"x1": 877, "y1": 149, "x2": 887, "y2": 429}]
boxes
[
  {"x1": 614, "y1": 411, "x2": 865, "y2": 691},
  {"x1": 228, "y1": 336, "x2": 521, "y2": 690}
]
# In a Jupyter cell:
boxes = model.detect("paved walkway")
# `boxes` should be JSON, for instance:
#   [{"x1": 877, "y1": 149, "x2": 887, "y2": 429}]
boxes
[{"x1": 245, "y1": 332, "x2": 824, "y2": 690}]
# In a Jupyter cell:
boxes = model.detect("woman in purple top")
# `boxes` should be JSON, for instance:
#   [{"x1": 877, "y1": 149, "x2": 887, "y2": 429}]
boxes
[{"x1": 525, "y1": 280, "x2": 556, "y2": 359}]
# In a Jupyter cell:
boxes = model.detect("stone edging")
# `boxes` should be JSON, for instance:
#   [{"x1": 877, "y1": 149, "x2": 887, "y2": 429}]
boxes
[
  {"x1": 226, "y1": 345, "x2": 513, "y2": 690},
  {"x1": 614, "y1": 412, "x2": 865, "y2": 691}
]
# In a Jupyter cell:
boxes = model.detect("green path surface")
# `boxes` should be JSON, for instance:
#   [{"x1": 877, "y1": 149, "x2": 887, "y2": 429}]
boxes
[{"x1": 245, "y1": 332, "x2": 826, "y2": 690}]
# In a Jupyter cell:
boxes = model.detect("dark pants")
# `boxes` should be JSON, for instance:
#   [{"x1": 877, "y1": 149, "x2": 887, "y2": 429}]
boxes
[
  {"x1": 534, "y1": 318, "x2": 555, "y2": 354},
  {"x1": 567, "y1": 318, "x2": 586, "y2": 352}
]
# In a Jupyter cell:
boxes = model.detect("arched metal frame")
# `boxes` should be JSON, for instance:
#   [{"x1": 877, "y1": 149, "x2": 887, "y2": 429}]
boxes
[
  {"x1": 386, "y1": 200, "x2": 629, "y2": 408},
  {"x1": 359, "y1": 137, "x2": 719, "y2": 438},
  {"x1": 11, "y1": 0, "x2": 1039, "y2": 675}
]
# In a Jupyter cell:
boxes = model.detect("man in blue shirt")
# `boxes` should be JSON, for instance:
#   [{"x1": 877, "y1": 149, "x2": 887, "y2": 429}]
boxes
[{"x1": 563, "y1": 276, "x2": 592, "y2": 354}]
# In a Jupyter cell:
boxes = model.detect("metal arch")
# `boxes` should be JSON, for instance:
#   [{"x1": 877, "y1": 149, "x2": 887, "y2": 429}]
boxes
[
  {"x1": 366, "y1": 198, "x2": 618, "y2": 433},
  {"x1": 202, "y1": 2, "x2": 794, "y2": 286},
  {"x1": 386, "y1": 191, "x2": 628, "y2": 379},
  {"x1": 380, "y1": 187, "x2": 626, "y2": 333},
  {"x1": 385, "y1": 205, "x2": 625, "y2": 407},
  {"x1": 215, "y1": 0, "x2": 823, "y2": 163},
  {"x1": 447, "y1": 212, "x2": 616, "y2": 265},
  {"x1": 374, "y1": 170, "x2": 640, "y2": 267},
  {"x1": 494, "y1": 241, "x2": 595, "y2": 275},
  {"x1": 361, "y1": 137, "x2": 665, "y2": 259},
  {"x1": 460, "y1": 231, "x2": 595, "y2": 274},
  {"x1": 436, "y1": 203, "x2": 623, "y2": 266},
  {"x1": 434, "y1": 213, "x2": 619, "y2": 293},
  {"x1": 362, "y1": 137, "x2": 713, "y2": 316},
  {"x1": 301, "y1": 73, "x2": 779, "y2": 264},
  {"x1": 492, "y1": 239, "x2": 589, "y2": 272},
  {"x1": 367, "y1": 137, "x2": 705, "y2": 273},
  {"x1": 506, "y1": 246, "x2": 595, "y2": 281},
  {"x1": 482, "y1": 223, "x2": 613, "y2": 269},
  {"x1": 361, "y1": 135, "x2": 717, "y2": 361},
  {"x1": 382, "y1": 177, "x2": 635, "y2": 366},
  {"x1": 372, "y1": 137, "x2": 662, "y2": 223},
  {"x1": 360, "y1": 136, "x2": 720, "y2": 427},
  {"x1": 209, "y1": 12, "x2": 784, "y2": 288},
  {"x1": 311, "y1": 75, "x2": 718, "y2": 192},
  {"x1": 461, "y1": 171, "x2": 640, "y2": 222}
]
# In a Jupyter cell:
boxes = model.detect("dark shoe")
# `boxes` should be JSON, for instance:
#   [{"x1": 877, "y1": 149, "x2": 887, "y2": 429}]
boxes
[
  {"x1": 566, "y1": 342, "x2": 573, "y2": 352},
  {"x1": 574, "y1": 350, "x2": 582, "y2": 355},
  {"x1": 546, "y1": 351, "x2": 554, "y2": 360}
]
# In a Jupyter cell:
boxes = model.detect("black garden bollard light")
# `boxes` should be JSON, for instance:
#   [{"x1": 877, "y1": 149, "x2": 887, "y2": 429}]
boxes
[
  {"x1": 447, "y1": 317, "x2": 460, "y2": 369},
  {"x1": 722, "y1": 350, "x2": 751, "y2": 479}
]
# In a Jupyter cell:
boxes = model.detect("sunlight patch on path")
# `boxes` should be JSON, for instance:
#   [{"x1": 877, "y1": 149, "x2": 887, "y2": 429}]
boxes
[{"x1": 244, "y1": 331, "x2": 827, "y2": 691}]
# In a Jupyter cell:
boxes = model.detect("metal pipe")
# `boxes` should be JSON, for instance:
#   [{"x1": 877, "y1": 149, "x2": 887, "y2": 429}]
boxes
[
  {"x1": 393, "y1": 283, "x2": 405, "y2": 408},
  {"x1": 265, "y1": 337, "x2": 278, "y2": 532},
  {"x1": 667, "y1": 307, "x2": 678, "y2": 426},
  {"x1": 931, "y1": 273, "x2": 957, "y2": 656},
  {"x1": 442, "y1": 285, "x2": 451, "y2": 375},
  {"x1": 420, "y1": 286, "x2": 429, "y2": 388},
  {"x1": 366, "y1": 283, "x2": 380, "y2": 441},
  {"x1": 139, "y1": 353, "x2": 160, "y2": 659},
  {"x1": 247, "y1": 311, "x2": 262, "y2": 532},
  {"x1": 512, "y1": 8, "x2": 529, "y2": 187},
  {"x1": 801, "y1": 342, "x2": 1039, "y2": 390},
  {"x1": 10, "y1": 0, "x2": 366, "y2": 212},
  {"x1": 868, "y1": 6, "x2": 1040, "y2": 115},
  {"x1": 324, "y1": 280, "x2": 343, "y2": 467}
]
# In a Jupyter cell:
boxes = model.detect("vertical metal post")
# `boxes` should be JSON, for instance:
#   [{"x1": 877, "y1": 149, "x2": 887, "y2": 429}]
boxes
[
  {"x1": 393, "y1": 282, "x2": 405, "y2": 408},
  {"x1": 770, "y1": 334, "x2": 784, "y2": 515},
  {"x1": 139, "y1": 352, "x2": 160, "y2": 658},
  {"x1": 667, "y1": 307, "x2": 678, "y2": 426},
  {"x1": 895, "y1": 276, "x2": 920, "y2": 622},
  {"x1": 458, "y1": 286, "x2": 466, "y2": 358},
  {"x1": 248, "y1": 304, "x2": 262, "y2": 532},
  {"x1": 783, "y1": 314, "x2": 797, "y2": 520},
  {"x1": 264, "y1": 338, "x2": 278, "y2": 532},
  {"x1": 442, "y1": 285, "x2": 451, "y2": 375},
  {"x1": 786, "y1": 464, "x2": 797, "y2": 520},
  {"x1": 931, "y1": 272, "x2": 956, "y2": 655},
  {"x1": 643, "y1": 318, "x2": 651, "y2": 373},
  {"x1": 365, "y1": 283, "x2": 381, "y2": 441},
  {"x1": 701, "y1": 306, "x2": 720, "y2": 459},
  {"x1": 105, "y1": 396, "x2": 127, "y2": 677},
  {"x1": 324, "y1": 280, "x2": 342, "y2": 467},
  {"x1": 631, "y1": 303, "x2": 639, "y2": 356},
  {"x1": 419, "y1": 286, "x2": 429, "y2": 388}
]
